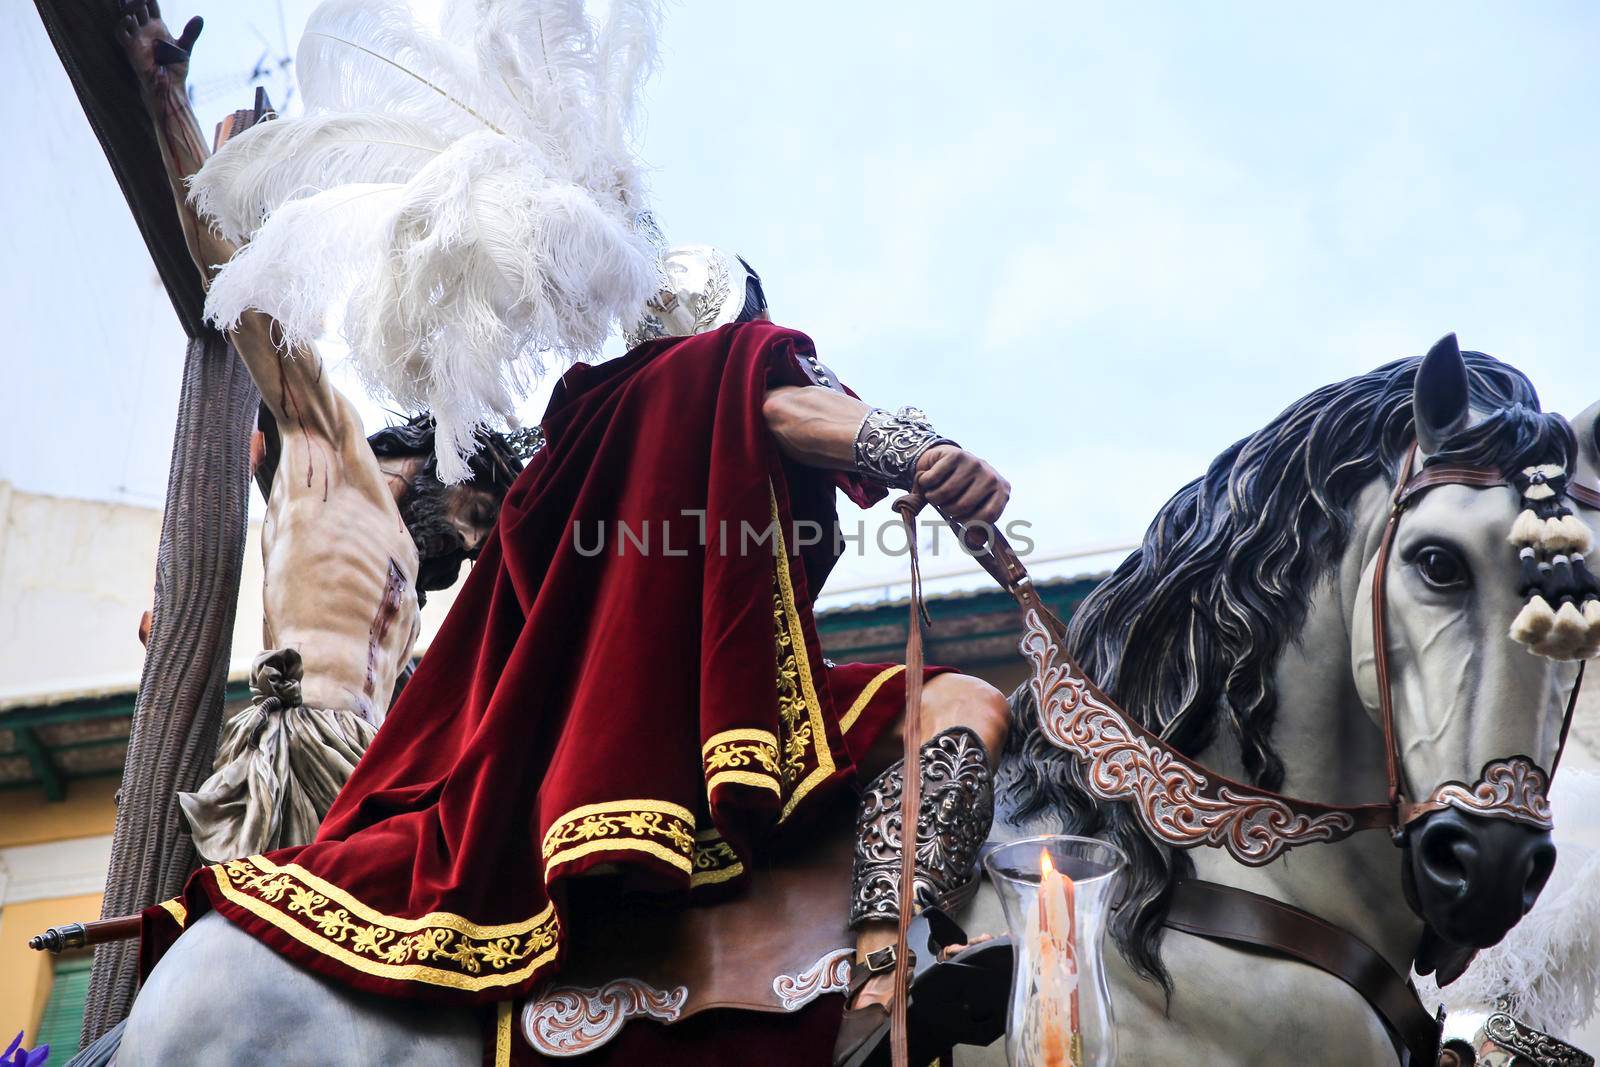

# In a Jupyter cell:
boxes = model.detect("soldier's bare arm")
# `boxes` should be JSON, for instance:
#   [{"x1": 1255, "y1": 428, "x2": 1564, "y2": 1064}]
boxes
[
  {"x1": 114, "y1": 0, "x2": 350, "y2": 444},
  {"x1": 762, "y1": 385, "x2": 1011, "y2": 526}
]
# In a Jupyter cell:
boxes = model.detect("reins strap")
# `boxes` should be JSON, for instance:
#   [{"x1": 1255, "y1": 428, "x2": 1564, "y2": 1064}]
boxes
[
  {"x1": 889, "y1": 496, "x2": 927, "y2": 1067},
  {"x1": 1552, "y1": 660, "x2": 1587, "y2": 778},
  {"x1": 1164, "y1": 880, "x2": 1442, "y2": 1067}
]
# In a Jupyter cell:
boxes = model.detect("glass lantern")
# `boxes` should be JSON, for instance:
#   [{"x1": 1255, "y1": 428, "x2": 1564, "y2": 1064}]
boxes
[{"x1": 984, "y1": 835, "x2": 1127, "y2": 1067}]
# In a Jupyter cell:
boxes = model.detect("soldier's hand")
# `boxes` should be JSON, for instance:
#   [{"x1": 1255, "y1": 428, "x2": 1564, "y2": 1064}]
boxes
[
  {"x1": 913, "y1": 445, "x2": 1011, "y2": 528},
  {"x1": 114, "y1": 1, "x2": 201, "y2": 89}
]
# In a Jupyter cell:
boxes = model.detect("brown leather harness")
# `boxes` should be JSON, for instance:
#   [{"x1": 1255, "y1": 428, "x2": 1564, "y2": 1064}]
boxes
[{"x1": 887, "y1": 451, "x2": 1597, "y2": 1067}]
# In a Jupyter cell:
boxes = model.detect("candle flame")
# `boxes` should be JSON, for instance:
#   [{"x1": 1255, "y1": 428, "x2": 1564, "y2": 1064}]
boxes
[{"x1": 1041, "y1": 849, "x2": 1054, "y2": 879}]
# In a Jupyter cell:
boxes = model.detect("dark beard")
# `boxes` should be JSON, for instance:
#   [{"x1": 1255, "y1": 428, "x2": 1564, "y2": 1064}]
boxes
[{"x1": 397, "y1": 473, "x2": 469, "y2": 593}]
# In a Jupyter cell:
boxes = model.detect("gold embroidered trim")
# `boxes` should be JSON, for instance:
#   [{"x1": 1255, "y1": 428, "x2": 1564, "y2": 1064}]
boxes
[
  {"x1": 690, "y1": 830, "x2": 744, "y2": 887},
  {"x1": 157, "y1": 897, "x2": 188, "y2": 927},
  {"x1": 542, "y1": 799, "x2": 698, "y2": 876},
  {"x1": 703, "y1": 728, "x2": 782, "y2": 797},
  {"x1": 770, "y1": 490, "x2": 835, "y2": 821},
  {"x1": 495, "y1": 1001, "x2": 513, "y2": 1067},
  {"x1": 701, "y1": 727, "x2": 779, "y2": 758},
  {"x1": 210, "y1": 855, "x2": 559, "y2": 991},
  {"x1": 838, "y1": 665, "x2": 907, "y2": 734}
]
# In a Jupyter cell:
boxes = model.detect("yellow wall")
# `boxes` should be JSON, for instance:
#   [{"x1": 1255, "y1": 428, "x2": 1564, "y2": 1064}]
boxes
[
  {"x1": 0, "y1": 778, "x2": 118, "y2": 848},
  {"x1": 0, "y1": 780, "x2": 119, "y2": 1044},
  {"x1": 0, "y1": 891, "x2": 102, "y2": 1046}
]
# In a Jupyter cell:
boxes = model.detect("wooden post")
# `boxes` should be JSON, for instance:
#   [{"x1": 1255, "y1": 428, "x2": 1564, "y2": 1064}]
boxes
[{"x1": 78, "y1": 328, "x2": 259, "y2": 1040}]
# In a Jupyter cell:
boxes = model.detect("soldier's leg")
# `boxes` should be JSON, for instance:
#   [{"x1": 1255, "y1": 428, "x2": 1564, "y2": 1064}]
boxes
[{"x1": 848, "y1": 672, "x2": 1008, "y2": 1012}]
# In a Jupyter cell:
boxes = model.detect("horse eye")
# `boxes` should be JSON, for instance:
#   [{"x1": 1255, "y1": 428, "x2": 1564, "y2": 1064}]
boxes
[{"x1": 1415, "y1": 546, "x2": 1471, "y2": 591}]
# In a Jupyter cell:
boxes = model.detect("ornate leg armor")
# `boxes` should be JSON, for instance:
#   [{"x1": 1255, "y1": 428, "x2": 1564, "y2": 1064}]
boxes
[{"x1": 850, "y1": 726, "x2": 995, "y2": 927}]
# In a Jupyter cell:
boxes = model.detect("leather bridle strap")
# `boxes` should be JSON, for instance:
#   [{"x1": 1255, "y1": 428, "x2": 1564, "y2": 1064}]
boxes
[
  {"x1": 888, "y1": 496, "x2": 929, "y2": 1067},
  {"x1": 1164, "y1": 879, "x2": 1442, "y2": 1067},
  {"x1": 1570, "y1": 479, "x2": 1600, "y2": 512}
]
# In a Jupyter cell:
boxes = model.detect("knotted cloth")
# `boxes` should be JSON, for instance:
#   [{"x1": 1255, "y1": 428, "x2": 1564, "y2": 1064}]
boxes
[{"x1": 177, "y1": 648, "x2": 376, "y2": 861}]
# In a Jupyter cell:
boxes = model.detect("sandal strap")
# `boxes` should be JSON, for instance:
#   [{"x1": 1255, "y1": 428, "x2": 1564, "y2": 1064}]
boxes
[{"x1": 847, "y1": 944, "x2": 918, "y2": 1000}]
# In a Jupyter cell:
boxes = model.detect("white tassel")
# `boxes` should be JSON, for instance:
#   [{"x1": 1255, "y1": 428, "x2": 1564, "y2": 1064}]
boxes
[
  {"x1": 1555, "y1": 513, "x2": 1594, "y2": 556},
  {"x1": 1511, "y1": 595, "x2": 1557, "y2": 646},
  {"x1": 1511, "y1": 509, "x2": 1545, "y2": 548},
  {"x1": 1535, "y1": 602, "x2": 1590, "y2": 661}
]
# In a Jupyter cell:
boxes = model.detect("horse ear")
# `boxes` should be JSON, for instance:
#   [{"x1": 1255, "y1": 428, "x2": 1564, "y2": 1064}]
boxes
[{"x1": 1413, "y1": 334, "x2": 1471, "y2": 454}]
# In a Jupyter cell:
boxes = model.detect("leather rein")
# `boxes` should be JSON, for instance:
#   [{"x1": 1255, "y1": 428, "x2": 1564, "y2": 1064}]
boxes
[{"x1": 884, "y1": 452, "x2": 1597, "y2": 1067}]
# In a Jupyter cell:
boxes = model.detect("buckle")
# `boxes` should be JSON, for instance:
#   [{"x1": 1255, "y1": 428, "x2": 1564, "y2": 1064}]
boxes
[{"x1": 861, "y1": 945, "x2": 915, "y2": 975}]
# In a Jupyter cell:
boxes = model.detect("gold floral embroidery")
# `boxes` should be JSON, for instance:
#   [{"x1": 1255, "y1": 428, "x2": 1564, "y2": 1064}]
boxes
[
  {"x1": 542, "y1": 799, "x2": 699, "y2": 875},
  {"x1": 702, "y1": 727, "x2": 783, "y2": 797},
  {"x1": 691, "y1": 830, "x2": 744, "y2": 887},
  {"x1": 212, "y1": 855, "x2": 559, "y2": 991},
  {"x1": 769, "y1": 489, "x2": 835, "y2": 821}
]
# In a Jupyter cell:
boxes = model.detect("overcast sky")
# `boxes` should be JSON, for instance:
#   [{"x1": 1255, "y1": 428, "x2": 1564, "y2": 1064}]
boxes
[{"x1": 5, "y1": 1, "x2": 1598, "y2": 598}]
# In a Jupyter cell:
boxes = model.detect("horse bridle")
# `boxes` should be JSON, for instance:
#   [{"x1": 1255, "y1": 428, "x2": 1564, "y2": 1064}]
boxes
[{"x1": 950, "y1": 443, "x2": 1594, "y2": 867}]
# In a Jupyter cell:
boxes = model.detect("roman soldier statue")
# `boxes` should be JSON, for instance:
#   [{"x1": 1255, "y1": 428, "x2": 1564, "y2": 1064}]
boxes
[
  {"x1": 114, "y1": 2, "x2": 1012, "y2": 1063},
  {"x1": 113, "y1": 1, "x2": 530, "y2": 862}
]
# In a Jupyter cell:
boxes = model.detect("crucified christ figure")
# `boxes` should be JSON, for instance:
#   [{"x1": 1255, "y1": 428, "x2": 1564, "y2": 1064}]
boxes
[{"x1": 115, "y1": 0, "x2": 526, "y2": 861}]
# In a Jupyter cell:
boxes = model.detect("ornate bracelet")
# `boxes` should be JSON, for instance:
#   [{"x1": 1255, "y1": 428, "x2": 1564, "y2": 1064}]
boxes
[{"x1": 851, "y1": 407, "x2": 958, "y2": 490}]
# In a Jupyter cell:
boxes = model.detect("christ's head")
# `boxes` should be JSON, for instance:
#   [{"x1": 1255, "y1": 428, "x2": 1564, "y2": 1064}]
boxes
[{"x1": 368, "y1": 415, "x2": 525, "y2": 593}]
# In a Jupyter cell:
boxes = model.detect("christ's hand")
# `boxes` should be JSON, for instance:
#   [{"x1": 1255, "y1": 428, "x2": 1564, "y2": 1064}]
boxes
[{"x1": 113, "y1": 0, "x2": 201, "y2": 95}]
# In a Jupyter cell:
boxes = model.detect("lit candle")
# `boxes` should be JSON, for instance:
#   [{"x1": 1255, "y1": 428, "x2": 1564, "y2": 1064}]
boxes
[{"x1": 1029, "y1": 850, "x2": 1082, "y2": 1066}]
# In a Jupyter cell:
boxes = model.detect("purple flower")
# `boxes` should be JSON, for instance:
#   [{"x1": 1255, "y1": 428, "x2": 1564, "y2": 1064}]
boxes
[{"x1": 2, "y1": 1032, "x2": 48, "y2": 1067}]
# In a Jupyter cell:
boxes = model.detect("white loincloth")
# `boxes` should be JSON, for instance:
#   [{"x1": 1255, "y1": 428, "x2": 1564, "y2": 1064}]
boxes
[{"x1": 178, "y1": 648, "x2": 377, "y2": 862}]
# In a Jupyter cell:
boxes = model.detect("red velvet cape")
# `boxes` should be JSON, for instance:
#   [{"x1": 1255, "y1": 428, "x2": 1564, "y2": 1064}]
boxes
[{"x1": 176, "y1": 322, "x2": 923, "y2": 1005}]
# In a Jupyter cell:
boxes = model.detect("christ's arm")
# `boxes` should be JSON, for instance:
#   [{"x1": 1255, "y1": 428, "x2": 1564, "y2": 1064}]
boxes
[
  {"x1": 116, "y1": 3, "x2": 349, "y2": 444},
  {"x1": 762, "y1": 385, "x2": 1011, "y2": 527}
]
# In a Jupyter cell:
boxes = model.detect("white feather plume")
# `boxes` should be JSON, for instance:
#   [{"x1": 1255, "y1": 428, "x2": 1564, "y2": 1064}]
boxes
[
  {"x1": 1415, "y1": 770, "x2": 1600, "y2": 1036},
  {"x1": 193, "y1": 0, "x2": 663, "y2": 481}
]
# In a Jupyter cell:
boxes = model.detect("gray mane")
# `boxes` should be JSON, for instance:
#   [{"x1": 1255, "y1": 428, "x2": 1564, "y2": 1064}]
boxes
[{"x1": 1001, "y1": 351, "x2": 1576, "y2": 990}]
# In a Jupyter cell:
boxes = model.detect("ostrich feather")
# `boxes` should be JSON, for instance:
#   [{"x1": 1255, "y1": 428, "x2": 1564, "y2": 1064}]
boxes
[
  {"x1": 190, "y1": 113, "x2": 447, "y2": 242},
  {"x1": 195, "y1": 0, "x2": 664, "y2": 480},
  {"x1": 1415, "y1": 770, "x2": 1600, "y2": 1035}
]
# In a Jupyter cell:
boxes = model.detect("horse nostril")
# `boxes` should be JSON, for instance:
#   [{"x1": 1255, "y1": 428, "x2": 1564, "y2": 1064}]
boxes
[
  {"x1": 1418, "y1": 822, "x2": 1475, "y2": 895},
  {"x1": 1523, "y1": 842, "x2": 1557, "y2": 910}
]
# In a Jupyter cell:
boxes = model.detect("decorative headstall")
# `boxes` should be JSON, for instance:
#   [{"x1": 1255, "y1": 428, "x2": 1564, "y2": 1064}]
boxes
[{"x1": 957, "y1": 445, "x2": 1597, "y2": 868}]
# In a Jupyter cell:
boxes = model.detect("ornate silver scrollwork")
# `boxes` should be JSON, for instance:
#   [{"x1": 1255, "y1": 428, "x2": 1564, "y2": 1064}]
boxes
[
  {"x1": 1482, "y1": 1011, "x2": 1595, "y2": 1067},
  {"x1": 1023, "y1": 608, "x2": 1357, "y2": 866},
  {"x1": 772, "y1": 948, "x2": 855, "y2": 1011},
  {"x1": 850, "y1": 726, "x2": 994, "y2": 927},
  {"x1": 521, "y1": 977, "x2": 687, "y2": 1057},
  {"x1": 851, "y1": 407, "x2": 958, "y2": 490},
  {"x1": 1427, "y1": 757, "x2": 1555, "y2": 830}
]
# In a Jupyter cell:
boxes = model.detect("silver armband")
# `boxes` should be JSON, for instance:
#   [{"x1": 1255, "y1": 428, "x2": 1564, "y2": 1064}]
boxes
[{"x1": 851, "y1": 407, "x2": 958, "y2": 490}]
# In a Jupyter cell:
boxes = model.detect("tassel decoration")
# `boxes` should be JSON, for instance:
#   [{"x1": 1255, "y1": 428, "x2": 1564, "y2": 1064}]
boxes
[{"x1": 1512, "y1": 595, "x2": 1558, "y2": 646}]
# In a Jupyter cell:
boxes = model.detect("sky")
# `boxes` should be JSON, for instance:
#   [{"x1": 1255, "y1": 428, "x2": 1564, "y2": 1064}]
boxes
[{"x1": 4, "y1": 1, "x2": 1598, "y2": 601}]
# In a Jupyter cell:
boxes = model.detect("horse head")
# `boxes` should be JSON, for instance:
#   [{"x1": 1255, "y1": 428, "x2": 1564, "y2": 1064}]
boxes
[
  {"x1": 1349, "y1": 335, "x2": 1590, "y2": 981},
  {"x1": 1002, "y1": 337, "x2": 1591, "y2": 998}
]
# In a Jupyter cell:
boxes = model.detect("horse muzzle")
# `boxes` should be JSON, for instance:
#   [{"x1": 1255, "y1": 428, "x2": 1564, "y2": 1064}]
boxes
[{"x1": 1403, "y1": 807, "x2": 1556, "y2": 952}]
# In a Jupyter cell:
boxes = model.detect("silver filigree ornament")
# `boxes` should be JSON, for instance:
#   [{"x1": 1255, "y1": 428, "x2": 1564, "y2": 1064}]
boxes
[
  {"x1": 849, "y1": 726, "x2": 994, "y2": 926},
  {"x1": 521, "y1": 977, "x2": 687, "y2": 1057},
  {"x1": 772, "y1": 948, "x2": 855, "y2": 1011},
  {"x1": 1425, "y1": 757, "x2": 1554, "y2": 830},
  {"x1": 1023, "y1": 608, "x2": 1357, "y2": 866},
  {"x1": 851, "y1": 407, "x2": 959, "y2": 490},
  {"x1": 1482, "y1": 1011, "x2": 1595, "y2": 1067}
]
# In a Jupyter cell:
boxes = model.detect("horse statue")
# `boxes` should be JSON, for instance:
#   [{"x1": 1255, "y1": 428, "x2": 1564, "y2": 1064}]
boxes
[
  {"x1": 959, "y1": 337, "x2": 1598, "y2": 1066},
  {"x1": 107, "y1": 338, "x2": 1597, "y2": 1066}
]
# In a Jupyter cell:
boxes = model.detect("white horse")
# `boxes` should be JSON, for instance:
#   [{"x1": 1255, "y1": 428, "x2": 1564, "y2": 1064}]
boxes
[
  {"x1": 110, "y1": 344, "x2": 1596, "y2": 1065},
  {"x1": 959, "y1": 343, "x2": 1598, "y2": 1066}
]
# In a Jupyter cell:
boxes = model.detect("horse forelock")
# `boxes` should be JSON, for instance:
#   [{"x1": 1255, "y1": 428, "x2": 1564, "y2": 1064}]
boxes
[{"x1": 999, "y1": 350, "x2": 1558, "y2": 991}]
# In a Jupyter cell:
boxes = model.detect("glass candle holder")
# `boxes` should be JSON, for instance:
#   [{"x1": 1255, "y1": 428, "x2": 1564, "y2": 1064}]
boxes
[{"x1": 984, "y1": 835, "x2": 1127, "y2": 1067}]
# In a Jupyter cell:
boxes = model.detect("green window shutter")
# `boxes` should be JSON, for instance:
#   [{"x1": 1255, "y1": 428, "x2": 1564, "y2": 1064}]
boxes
[{"x1": 34, "y1": 953, "x2": 94, "y2": 1058}]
